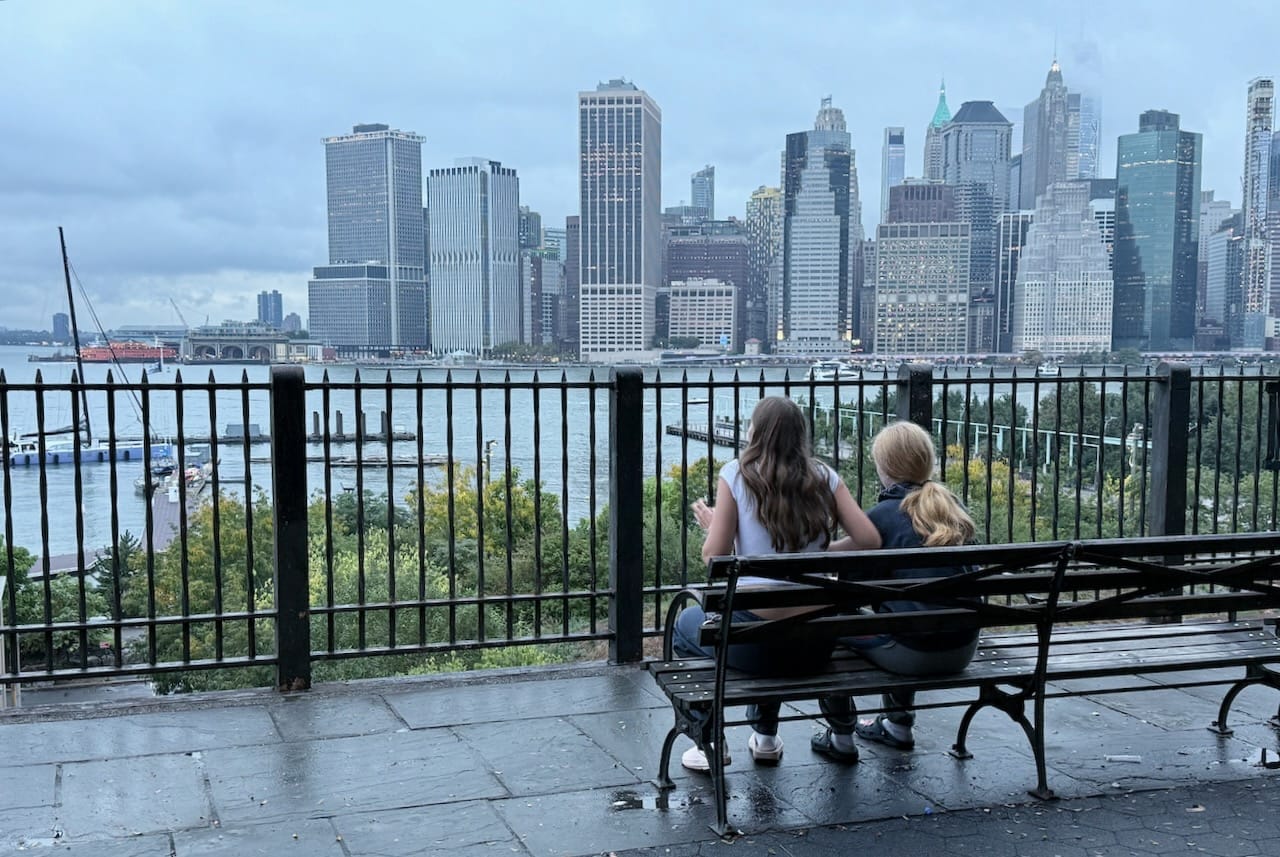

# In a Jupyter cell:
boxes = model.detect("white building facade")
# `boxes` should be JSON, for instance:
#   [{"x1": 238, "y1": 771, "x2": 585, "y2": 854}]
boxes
[
  {"x1": 427, "y1": 158, "x2": 521, "y2": 356},
  {"x1": 577, "y1": 80, "x2": 662, "y2": 361},
  {"x1": 668, "y1": 278, "x2": 736, "y2": 349},
  {"x1": 1012, "y1": 182, "x2": 1113, "y2": 354}
]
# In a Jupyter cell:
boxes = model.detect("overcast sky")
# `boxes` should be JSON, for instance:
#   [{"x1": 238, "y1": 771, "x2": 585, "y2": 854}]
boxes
[{"x1": 1, "y1": 0, "x2": 1276, "y2": 332}]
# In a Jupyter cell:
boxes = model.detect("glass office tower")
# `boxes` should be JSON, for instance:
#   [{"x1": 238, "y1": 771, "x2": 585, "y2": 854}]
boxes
[{"x1": 1112, "y1": 110, "x2": 1202, "y2": 351}]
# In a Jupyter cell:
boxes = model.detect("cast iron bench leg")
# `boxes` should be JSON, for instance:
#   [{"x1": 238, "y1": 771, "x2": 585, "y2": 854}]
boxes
[
  {"x1": 1211, "y1": 663, "x2": 1280, "y2": 735},
  {"x1": 708, "y1": 731, "x2": 736, "y2": 838},
  {"x1": 657, "y1": 721, "x2": 680, "y2": 790}
]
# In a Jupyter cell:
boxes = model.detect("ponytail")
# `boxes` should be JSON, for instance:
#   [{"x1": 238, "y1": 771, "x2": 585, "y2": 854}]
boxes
[{"x1": 898, "y1": 481, "x2": 976, "y2": 547}]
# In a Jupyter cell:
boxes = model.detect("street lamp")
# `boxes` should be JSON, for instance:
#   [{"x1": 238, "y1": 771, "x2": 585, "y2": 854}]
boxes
[{"x1": 484, "y1": 439, "x2": 497, "y2": 483}]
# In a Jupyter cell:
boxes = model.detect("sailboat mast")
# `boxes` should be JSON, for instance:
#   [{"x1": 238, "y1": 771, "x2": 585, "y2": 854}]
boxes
[{"x1": 59, "y1": 226, "x2": 92, "y2": 446}]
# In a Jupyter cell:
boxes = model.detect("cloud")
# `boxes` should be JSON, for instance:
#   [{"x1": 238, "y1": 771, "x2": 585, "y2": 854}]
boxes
[{"x1": 1, "y1": 0, "x2": 1277, "y2": 332}]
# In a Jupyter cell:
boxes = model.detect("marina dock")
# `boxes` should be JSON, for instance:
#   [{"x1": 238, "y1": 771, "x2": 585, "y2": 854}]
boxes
[{"x1": 664, "y1": 420, "x2": 746, "y2": 449}]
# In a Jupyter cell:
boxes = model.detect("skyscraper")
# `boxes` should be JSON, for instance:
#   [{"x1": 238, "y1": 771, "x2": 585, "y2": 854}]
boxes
[
  {"x1": 874, "y1": 222, "x2": 971, "y2": 355},
  {"x1": 941, "y1": 101, "x2": 1012, "y2": 352},
  {"x1": 427, "y1": 158, "x2": 521, "y2": 356},
  {"x1": 664, "y1": 221, "x2": 748, "y2": 351},
  {"x1": 309, "y1": 123, "x2": 427, "y2": 347},
  {"x1": 1207, "y1": 214, "x2": 1245, "y2": 346},
  {"x1": 887, "y1": 183, "x2": 956, "y2": 224},
  {"x1": 923, "y1": 80, "x2": 951, "y2": 182},
  {"x1": 577, "y1": 79, "x2": 661, "y2": 360},
  {"x1": 880, "y1": 127, "x2": 905, "y2": 222},
  {"x1": 522, "y1": 250, "x2": 565, "y2": 348},
  {"x1": 1269, "y1": 128, "x2": 1280, "y2": 337},
  {"x1": 1075, "y1": 94, "x2": 1102, "y2": 180},
  {"x1": 542, "y1": 226, "x2": 567, "y2": 261},
  {"x1": 52, "y1": 312, "x2": 70, "y2": 343},
  {"x1": 257, "y1": 290, "x2": 284, "y2": 328},
  {"x1": 691, "y1": 165, "x2": 715, "y2": 221},
  {"x1": 518, "y1": 205, "x2": 543, "y2": 250},
  {"x1": 996, "y1": 211, "x2": 1035, "y2": 352},
  {"x1": 1088, "y1": 179, "x2": 1117, "y2": 269},
  {"x1": 1198, "y1": 191, "x2": 1239, "y2": 334},
  {"x1": 1012, "y1": 182, "x2": 1114, "y2": 354},
  {"x1": 1020, "y1": 59, "x2": 1072, "y2": 210},
  {"x1": 776, "y1": 98, "x2": 864, "y2": 355},
  {"x1": 1240, "y1": 78, "x2": 1274, "y2": 347},
  {"x1": 745, "y1": 186, "x2": 783, "y2": 348},
  {"x1": 1113, "y1": 110, "x2": 1202, "y2": 352},
  {"x1": 564, "y1": 215, "x2": 580, "y2": 354}
]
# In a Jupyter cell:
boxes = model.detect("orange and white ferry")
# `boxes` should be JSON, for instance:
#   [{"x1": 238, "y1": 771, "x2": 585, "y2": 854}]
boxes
[{"x1": 79, "y1": 340, "x2": 179, "y2": 363}]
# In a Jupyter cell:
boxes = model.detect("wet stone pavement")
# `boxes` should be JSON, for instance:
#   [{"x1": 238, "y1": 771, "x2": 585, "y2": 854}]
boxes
[{"x1": 1, "y1": 662, "x2": 1278, "y2": 856}]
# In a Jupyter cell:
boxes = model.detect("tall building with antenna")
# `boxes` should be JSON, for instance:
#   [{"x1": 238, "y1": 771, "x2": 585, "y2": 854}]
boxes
[
  {"x1": 923, "y1": 80, "x2": 951, "y2": 182},
  {"x1": 775, "y1": 98, "x2": 864, "y2": 355}
]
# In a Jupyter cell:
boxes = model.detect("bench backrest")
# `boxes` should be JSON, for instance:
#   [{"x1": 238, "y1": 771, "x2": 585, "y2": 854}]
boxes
[{"x1": 696, "y1": 533, "x2": 1280, "y2": 650}]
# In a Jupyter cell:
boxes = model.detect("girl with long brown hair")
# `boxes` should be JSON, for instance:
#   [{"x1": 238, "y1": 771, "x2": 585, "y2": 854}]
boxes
[{"x1": 675, "y1": 396, "x2": 881, "y2": 770}]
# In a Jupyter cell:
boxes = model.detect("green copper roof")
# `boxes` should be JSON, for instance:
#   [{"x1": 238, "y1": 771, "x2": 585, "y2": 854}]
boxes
[{"x1": 930, "y1": 79, "x2": 951, "y2": 127}]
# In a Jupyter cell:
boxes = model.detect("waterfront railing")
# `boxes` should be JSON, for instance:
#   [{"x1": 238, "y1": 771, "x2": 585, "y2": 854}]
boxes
[{"x1": 1, "y1": 362, "x2": 1277, "y2": 690}]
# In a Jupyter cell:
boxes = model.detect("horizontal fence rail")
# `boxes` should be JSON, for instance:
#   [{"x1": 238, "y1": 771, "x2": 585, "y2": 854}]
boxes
[{"x1": 2, "y1": 361, "x2": 1278, "y2": 692}]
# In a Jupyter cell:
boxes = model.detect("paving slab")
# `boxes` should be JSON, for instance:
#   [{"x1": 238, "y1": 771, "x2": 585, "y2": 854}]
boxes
[
  {"x1": 333, "y1": 800, "x2": 526, "y2": 856},
  {"x1": 0, "y1": 805, "x2": 58, "y2": 853},
  {"x1": 172, "y1": 816, "x2": 344, "y2": 855},
  {"x1": 202, "y1": 727, "x2": 506, "y2": 825},
  {"x1": 58, "y1": 753, "x2": 212, "y2": 839},
  {"x1": 493, "y1": 779, "x2": 810, "y2": 856},
  {"x1": 2, "y1": 832, "x2": 177, "y2": 855},
  {"x1": 267, "y1": 692, "x2": 405, "y2": 741},
  {"x1": 0, "y1": 706, "x2": 280, "y2": 767},
  {"x1": 455, "y1": 715, "x2": 643, "y2": 796},
  {"x1": 0, "y1": 763, "x2": 57, "y2": 811},
  {"x1": 385, "y1": 672, "x2": 665, "y2": 729}
]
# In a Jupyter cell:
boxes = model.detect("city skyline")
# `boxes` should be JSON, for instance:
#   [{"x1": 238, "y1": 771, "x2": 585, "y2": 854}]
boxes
[{"x1": 2, "y1": 1, "x2": 1278, "y2": 332}]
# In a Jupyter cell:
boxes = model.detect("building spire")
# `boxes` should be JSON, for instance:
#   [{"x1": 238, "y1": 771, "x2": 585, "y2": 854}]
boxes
[{"x1": 930, "y1": 77, "x2": 952, "y2": 128}]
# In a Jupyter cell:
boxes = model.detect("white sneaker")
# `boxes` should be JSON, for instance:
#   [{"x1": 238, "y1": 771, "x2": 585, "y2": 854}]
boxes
[
  {"x1": 680, "y1": 744, "x2": 731, "y2": 772},
  {"x1": 748, "y1": 732, "x2": 784, "y2": 764}
]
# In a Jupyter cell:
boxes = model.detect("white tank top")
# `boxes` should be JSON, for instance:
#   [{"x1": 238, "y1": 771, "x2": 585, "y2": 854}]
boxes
[{"x1": 719, "y1": 458, "x2": 839, "y2": 560}]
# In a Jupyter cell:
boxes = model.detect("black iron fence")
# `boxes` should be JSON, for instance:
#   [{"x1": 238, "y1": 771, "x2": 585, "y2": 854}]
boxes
[{"x1": 1, "y1": 362, "x2": 1277, "y2": 691}]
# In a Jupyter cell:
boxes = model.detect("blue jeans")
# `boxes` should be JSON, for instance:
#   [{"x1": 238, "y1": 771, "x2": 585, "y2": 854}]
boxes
[
  {"x1": 843, "y1": 634, "x2": 979, "y2": 726},
  {"x1": 672, "y1": 605, "x2": 855, "y2": 735}
]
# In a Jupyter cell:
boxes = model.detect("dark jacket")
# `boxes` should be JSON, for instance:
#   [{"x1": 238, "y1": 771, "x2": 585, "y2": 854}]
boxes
[{"x1": 865, "y1": 482, "x2": 979, "y2": 652}]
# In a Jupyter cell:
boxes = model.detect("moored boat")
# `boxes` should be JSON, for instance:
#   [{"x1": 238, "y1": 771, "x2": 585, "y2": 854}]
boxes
[{"x1": 80, "y1": 341, "x2": 179, "y2": 363}]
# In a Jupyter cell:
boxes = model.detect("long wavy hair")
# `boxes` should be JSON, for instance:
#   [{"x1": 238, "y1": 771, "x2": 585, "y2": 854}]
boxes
[
  {"x1": 736, "y1": 396, "x2": 836, "y2": 552},
  {"x1": 871, "y1": 421, "x2": 975, "y2": 547}
]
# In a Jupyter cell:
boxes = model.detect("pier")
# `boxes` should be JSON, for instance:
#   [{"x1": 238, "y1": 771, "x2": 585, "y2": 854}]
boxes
[
  {"x1": 117, "y1": 409, "x2": 419, "y2": 447},
  {"x1": 664, "y1": 420, "x2": 746, "y2": 449}
]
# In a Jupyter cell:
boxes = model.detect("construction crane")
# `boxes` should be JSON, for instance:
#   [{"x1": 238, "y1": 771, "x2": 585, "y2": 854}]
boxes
[{"x1": 169, "y1": 296, "x2": 192, "y2": 330}]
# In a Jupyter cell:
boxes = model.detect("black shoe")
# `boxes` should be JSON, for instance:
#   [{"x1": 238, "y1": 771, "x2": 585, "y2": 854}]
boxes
[
  {"x1": 810, "y1": 728, "x2": 859, "y2": 764},
  {"x1": 854, "y1": 715, "x2": 915, "y2": 751}
]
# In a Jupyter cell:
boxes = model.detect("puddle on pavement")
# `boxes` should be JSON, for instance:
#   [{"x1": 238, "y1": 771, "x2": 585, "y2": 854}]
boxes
[{"x1": 609, "y1": 790, "x2": 673, "y2": 811}]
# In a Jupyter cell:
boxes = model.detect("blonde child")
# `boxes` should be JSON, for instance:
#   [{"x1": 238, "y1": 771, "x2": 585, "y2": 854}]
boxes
[{"x1": 837, "y1": 420, "x2": 978, "y2": 754}]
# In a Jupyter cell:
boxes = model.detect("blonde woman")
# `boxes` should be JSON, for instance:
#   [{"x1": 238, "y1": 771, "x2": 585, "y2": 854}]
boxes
[
  {"x1": 677, "y1": 396, "x2": 881, "y2": 770},
  {"x1": 837, "y1": 420, "x2": 979, "y2": 754}
]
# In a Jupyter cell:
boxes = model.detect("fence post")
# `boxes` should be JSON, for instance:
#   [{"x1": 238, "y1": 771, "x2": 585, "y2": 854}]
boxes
[
  {"x1": 270, "y1": 365, "x2": 311, "y2": 691},
  {"x1": 609, "y1": 367, "x2": 645, "y2": 664},
  {"x1": 896, "y1": 363, "x2": 934, "y2": 432},
  {"x1": 1149, "y1": 362, "x2": 1191, "y2": 539}
]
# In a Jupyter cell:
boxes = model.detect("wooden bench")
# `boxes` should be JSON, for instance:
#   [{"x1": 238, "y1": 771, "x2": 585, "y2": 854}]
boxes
[{"x1": 647, "y1": 533, "x2": 1280, "y2": 836}]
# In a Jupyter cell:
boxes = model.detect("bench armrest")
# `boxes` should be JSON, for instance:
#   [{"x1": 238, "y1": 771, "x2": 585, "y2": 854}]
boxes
[{"x1": 662, "y1": 587, "x2": 710, "y2": 661}]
